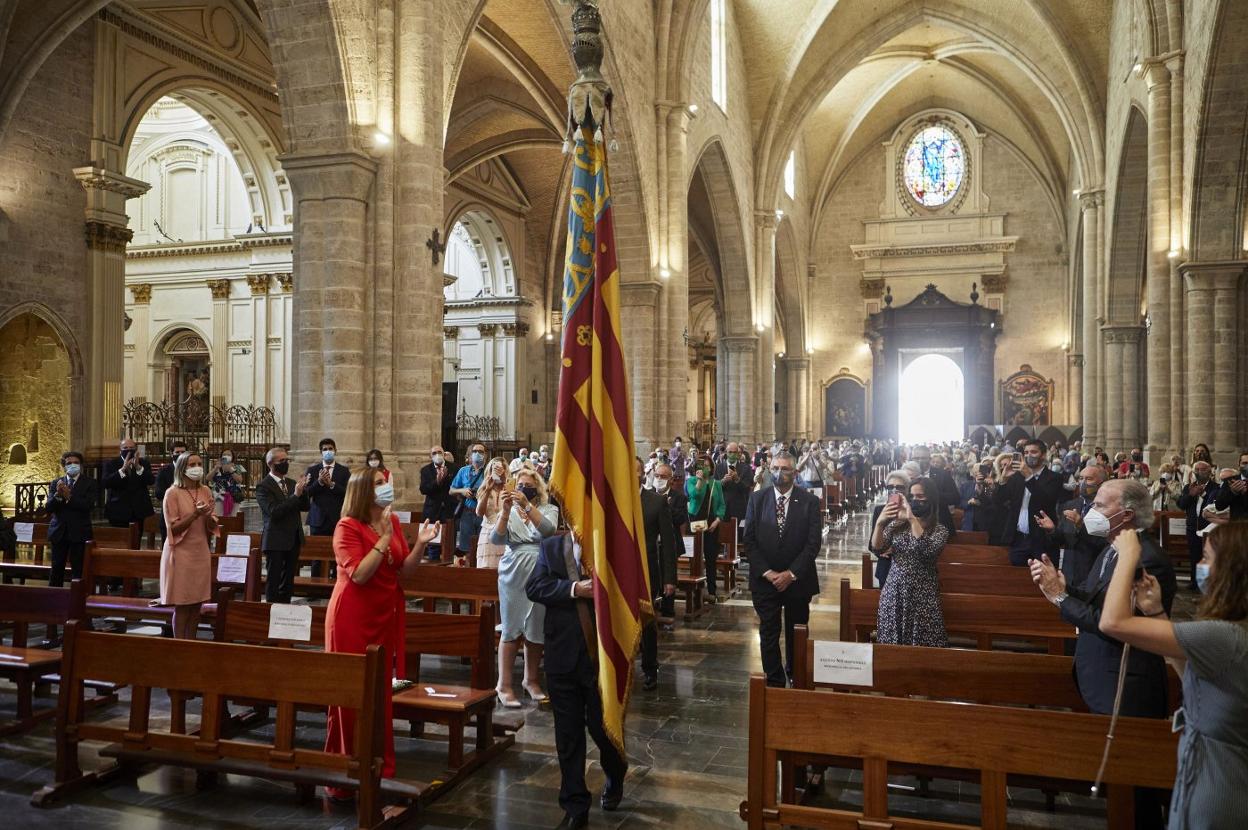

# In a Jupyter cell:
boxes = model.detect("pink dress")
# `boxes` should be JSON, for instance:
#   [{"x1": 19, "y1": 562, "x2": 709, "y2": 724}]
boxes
[{"x1": 159, "y1": 486, "x2": 214, "y2": 605}]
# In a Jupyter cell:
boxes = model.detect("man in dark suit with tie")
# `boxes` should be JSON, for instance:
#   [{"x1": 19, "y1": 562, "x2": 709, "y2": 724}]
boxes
[
  {"x1": 713, "y1": 441, "x2": 753, "y2": 522},
  {"x1": 154, "y1": 439, "x2": 187, "y2": 541},
  {"x1": 102, "y1": 438, "x2": 155, "y2": 529},
  {"x1": 743, "y1": 450, "x2": 822, "y2": 688},
  {"x1": 256, "y1": 447, "x2": 311, "y2": 603},
  {"x1": 419, "y1": 444, "x2": 456, "y2": 561},
  {"x1": 527, "y1": 534, "x2": 628, "y2": 830},
  {"x1": 1029, "y1": 478, "x2": 1176, "y2": 830},
  {"x1": 46, "y1": 450, "x2": 97, "y2": 586},
  {"x1": 1036, "y1": 462, "x2": 1108, "y2": 591},
  {"x1": 993, "y1": 438, "x2": 1066, "y2": 565},
  {"x1": 1176, "y1": 460, "x2": 1219, "y2": 589},
  {"x1": 304, "y1": 437, "x2": 349, "y2": 576},
  {"x1": 636, "y1": 458, "x2": 677, "y2": 691}
]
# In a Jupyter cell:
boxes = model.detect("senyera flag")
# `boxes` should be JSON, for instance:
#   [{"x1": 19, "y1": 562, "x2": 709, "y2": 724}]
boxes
[{"x1": 549, "y1": 125, "x2": 652, "y2": 753}]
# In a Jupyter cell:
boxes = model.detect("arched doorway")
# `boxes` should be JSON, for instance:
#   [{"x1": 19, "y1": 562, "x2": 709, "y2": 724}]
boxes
[
  {"x1": 0, "y1": 314, "x2": 72, "y2": 507},
  {"x1": 899, "y1": 354, "x2": 965, "y2": 443},
  {"x1": 157, "y1": 329, "x2": 212, "y2": 405}
]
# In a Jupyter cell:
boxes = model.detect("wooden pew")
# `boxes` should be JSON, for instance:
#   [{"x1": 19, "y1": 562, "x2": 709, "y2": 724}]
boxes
[
  {"x1": 401, "y1": 562, "x2": 499, "y2": 612},
  {"x1": 739, "y1": 673, "x2": 1178, "y2": 830},
  {"x1": 859, "y1": 554, "x2": 1037, "y2": 597},
  {"x1": 216, "y1": 510, "x2": 246, "y2": 535},
  {"x1": 1154, "y1": 510, "x2": 1190, "y2": 572},
  {"x1": 83, "y1": 546, "x2": 261, "y2": 625},
  {"x1": 715, "y1": 518, "x2": 742, "y2": 597},
  {"x1": 0, "y1": 580, "x2": 89, "y2": 735},
  {"x1": 952, "y1": 529, "x2": 989, "y2": 545},
  {"x1": 290, "y1": 522, "x2": 457, "y2": 597},
  {"x1": 1, "y1": 521, "x2": 51, "y2": 583},
  {"x1": 940, "y1": 542, "x2": 1012, "y2": 566},
  {"x1": 31, "y1": 622, "x2": 424, "y2": 827},
  {"x1": 675, "y1": 531, "x2": 708, "y2": 621},
  {"x1": 838, "y1": 578, "x2": 1074, "y2": 654}
]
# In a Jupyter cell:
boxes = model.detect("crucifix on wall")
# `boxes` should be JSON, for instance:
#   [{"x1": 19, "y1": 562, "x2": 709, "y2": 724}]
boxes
[{"x1": 426, "y1": 228, "x2": 447, "y2": 266}]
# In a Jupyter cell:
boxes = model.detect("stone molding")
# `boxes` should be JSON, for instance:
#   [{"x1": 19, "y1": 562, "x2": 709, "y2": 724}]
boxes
[
  {"x1": 1077, "y1": 189, "x2": 1105, "y2": 211},
  {"x1": 206, "y1": 279, "x2": 231, "y2": 299},
  {"x1": 1179, "y1": 260, "x2": 1246, "y2": 292},
  {"x1": 720, "y1": 335, "x2": 758, "y2": 353},
  {"x1": 1101, "y1": 324, "x2": 1144, "y2": 344},
  {"x1": 851, "y1": 239, "x2": 1017, "y2": 260},
  {"x1": 619, "y1": 281, "x2": 662, "y2": 304},
  {"x1": 73, "y1": 166, "x2": 150, "y2": 199},
  {"x1": 227, "y1": 340, "x2": 252, "y2": 349},
  {"x1": 127, "y1": 233, "x2": 293, "y2": 259},
  {"x1": 84, "y1": 221, "x2": 133, "y2": 253},
  {"x1": 753, "y1": 210, "x2": 778, "y2": 231},
  {"x1": 278, "y1": 151, "x2": 378, "y2": 203},
  {"x1": 1068, "y1": 353, "x2": 1085, "y2": 368},
  {"x1": 130, "y1": 283, "x2": 153, "y2": 304},
  {"x1": 860, "y1": 278, "x2": 885, "y2": 299},
  {"x1": 274, "y1": 273, "x2": 293, "y2": 293},
  {"x1": 981, "y1": 273, "x2": 1008, "y2": 293},
  {"x1": 444, "y1": 295, "x2": 530, "y2": 312}
]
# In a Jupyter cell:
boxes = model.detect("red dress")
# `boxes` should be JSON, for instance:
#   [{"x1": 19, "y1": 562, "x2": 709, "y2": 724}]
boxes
[{"x1": 324, "y1": 515, "x2": 410, "y2": 794}]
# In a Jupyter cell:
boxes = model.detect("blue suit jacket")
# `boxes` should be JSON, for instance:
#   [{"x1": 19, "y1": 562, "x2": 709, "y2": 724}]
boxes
[
  {"x1": 47, "y1": 475, "x2": 97, "y2": 544},
  {"x1": 304, "y1": 462, "x2": 350, "y2": 532},
  {"x1": 526, "y1": 535, "x2": 593, "y2": 675}
]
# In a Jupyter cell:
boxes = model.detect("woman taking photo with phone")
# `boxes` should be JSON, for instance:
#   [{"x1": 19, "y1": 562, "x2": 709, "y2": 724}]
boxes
[
  {"x1": 1100, "y1": 522, "x2": 1248, "y2": 829},
  {"x1": 489, "y1": 468, "x2": 558, "y2": 707},
  {"x1": 160, "y1": 452, "x2": 218, "y2": 639},
  {"x1": 870, "y1": 477, "x2": 949, "y2": 647},
  {"x1": 473, "y1": 457, "x2": 509, "y2": 568}
]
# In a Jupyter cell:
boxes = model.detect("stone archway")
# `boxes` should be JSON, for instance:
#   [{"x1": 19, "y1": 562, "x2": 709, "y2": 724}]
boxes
[{"x1": 0, "y1": 313, "x2": 73, "y2": 507}]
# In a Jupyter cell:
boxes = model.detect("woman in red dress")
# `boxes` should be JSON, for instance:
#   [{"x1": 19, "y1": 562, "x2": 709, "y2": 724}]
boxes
[{"x1": 324, "y1": 465, "x2": 439, "y2": 802}]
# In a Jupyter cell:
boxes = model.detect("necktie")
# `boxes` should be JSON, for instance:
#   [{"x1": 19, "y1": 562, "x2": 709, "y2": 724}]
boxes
[
  {"x1": 280, "y1": 479, "x2": 289, "y2": 497},
  {"x1": 1099, "y1": 547, "x2": 1117, "y2": 580},
  {"x1": 777, "y1": 494, "x2": 788, "y2": 536}
]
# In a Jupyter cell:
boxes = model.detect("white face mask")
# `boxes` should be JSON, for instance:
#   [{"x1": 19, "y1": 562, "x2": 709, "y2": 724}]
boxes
[
  {"x1": 1084, "y1": 507, "x2": 1123, "y2": 538},
  {"x1": 185, "y1": 466, "x2": 204, "y2": 481},
  {"x1": 654, "y1": 479, "x2": 670, "y2": 494},
  {"x1": 368, "y1": 459, "x2": 381, "y2": 469},
  {"x1": 432, "y1": 453, "x2": 444, "y2": 466}
]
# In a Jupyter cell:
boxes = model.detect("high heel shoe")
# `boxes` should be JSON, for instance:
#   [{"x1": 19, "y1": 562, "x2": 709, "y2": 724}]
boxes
[
  {"x1": 522, "y1": 683, "x2": 549, "y2": 704},
  {"x1": 496, "y1": 687, "x2": 522, "y2": 709}
]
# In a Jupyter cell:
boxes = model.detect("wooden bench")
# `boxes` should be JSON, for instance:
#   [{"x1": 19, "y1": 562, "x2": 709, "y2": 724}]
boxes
[
  {"x1": 675, "y1": 531, "x2": 708, "y2": 621},
  {"x1": 715, "y1": 518, "x2": 742, "y2": 597},
  {"x1": 289, "y1": 522, "x2": 457, "y2": 598},
  {"x1": 1154, "y1": 509, "x2": 1190, "y2": 572},
  {"x1": 0, "y1": 580, "x2": 91, "y2": 735},
  {"x1": 739, "y1": 672, "x2": 1178, "y2": 830},
  {"x1": 1, "y1": 522, "x2": 144, "y2": 584},
  {"x1": 401, "y1": 561, "x2": 500, "y2": 612},
  {"x1": 31, "y1": 621, "x2": 424, "y2": 827},
  {"x1": 859, "y1": 554, "x2": 1037, "y2": 596},
  {"x1": 952, "y1": 529, "x2": 989, "y2": 545},
  {"x1": 839, "y1": 578, "x2": 1075, "y2": 654},
  {"x1": 940, "y1": 542, "x2": 1012, "y2": 566}
]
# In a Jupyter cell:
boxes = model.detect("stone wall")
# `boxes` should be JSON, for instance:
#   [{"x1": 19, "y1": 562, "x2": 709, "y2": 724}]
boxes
[{"x1": 0, "y1": 314, "x2": 72, "y2": 506}]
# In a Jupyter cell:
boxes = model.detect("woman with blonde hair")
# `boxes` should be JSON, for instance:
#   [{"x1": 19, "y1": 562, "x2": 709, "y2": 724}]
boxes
[
  {"x1": 323, "y1": 466, "x2": 439, "y2": 802},
  {"x1": 473, "y1": 456, "x2": 509, "y2": 568},
  {"x1": 160, "y1": 451, "x2": 218, "y2": 639},
  {"x1": 1101, "y1": 522, "x2": 1248, "y2": 829},
  {"x1": 489, "y1": 467, "x2": 559, "y2": 707}
]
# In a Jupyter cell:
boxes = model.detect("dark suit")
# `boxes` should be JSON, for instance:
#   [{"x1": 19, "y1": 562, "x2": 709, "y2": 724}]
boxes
[
  {"x1": 304, "y1": 462, "x2": 350, "y2": 534},
  {"x1": 993, "y1": 467, "x2": 1066, "y2": 565},
  {"x1": 1042, "y1": 495, "x2": 1104, "y2": 591},
  {"x1": 255, "y1": 474, "x2": 310, "y2": 603},
  {"x1": 924, "y1": 467, "x2": 960, "y2": 535},
  {"x1": 638, "y1": 488, "x2": 677, "y2": 676},
  {"x1": 1177, "y1": 479, "x2": 1220, "y2": 583},
  {"x1": 743, "y1": 486, "x2": 822, "y2": 687},
  {"x1": 46, "y1": 475, "x2": 97, "y2": 586},
  {"x1": 714, "y1": 458, "x2": 753, "y2": 520},
  {"x1": 526, "y1": 536, "x2": 627, "y2": 821},
  {"x1": 102, "y1": 456, "x2": 155, "y2": 528},
  {"x1": 1214, "y1": 473, "x2": 1248, "y2": 519},
  {"x1": 418, "y1": 462, "x2": 456, "y2": 521}
]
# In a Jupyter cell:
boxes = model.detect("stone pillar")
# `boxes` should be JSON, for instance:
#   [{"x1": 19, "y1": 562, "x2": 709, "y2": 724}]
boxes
[
  {"x1": 1078, "y1": 189, "x2": 1103, "y2": 445},
  {"x1": 128, "y1": 283, "x2": 152, "y2": 402},
  {"x1": 74, "y1": 166, "x2": 150, "y2": 454},
  {"x1": 1181, "y1": 261, "x2": 1244, "y2": 457},
  {"x1": 662, "y1": 104, "x2": 692, "y2": 439},
  {"x1": 501, "y1": 322, "x2": 529, "y2": 441},
  {"x1": 1143, "y1": 62, "x2": 1172, "y2": 458},
  {"x1": 720, "y1": 335, "x2": 758, "y2": 443},
  {"x1": 1103, "y1": 324, "x2": 1145, "y2": 450},
  {"x1": 1068, "y1": 353, "x2": 1084, "y2": 427},
  {"x1": 207, "y1": 278, "x2": 232, "y2": 407},
  {"x1": 754, "y1": 211, "x2": 778, "y2": 441},
  {"x1": 1101, "y1": 327, "x2": 1126, "y2": 450},
  {"x1": 620, "y1": 281, "x2": 662, "y2": 447},
  {"x1": 279, "y1": 152, "x2": 377, "y2": 462},
  {"x1": 1166, "y1": 54, "x2": 1186, "y2": 451},
  {"x1": 246, "y1": 275, "x2": 271, "y2": 410},
  {"x1": 788, "y1": 356, "x2": 811, "y2": 439}
]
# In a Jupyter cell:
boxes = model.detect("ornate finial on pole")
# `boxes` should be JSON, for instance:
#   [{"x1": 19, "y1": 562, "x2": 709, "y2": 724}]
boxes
[
  {"x1": 563, "y1": 0, "x2": 613, "y2": 146},
  {"x1": 970, "y1": 282, "x2": 979, "y2": 305},
  {"x1": 884, "y1": 285, "x2": 893, "y2": 307}
]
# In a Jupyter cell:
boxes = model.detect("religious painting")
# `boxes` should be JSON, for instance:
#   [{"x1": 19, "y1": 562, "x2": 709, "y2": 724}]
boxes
[
  {"x1": 824, "y1": 376, "x2": 865, "y2": 438},
  {"x1": 999, "y1": 365, "x2": 1053, "y2": 426}
]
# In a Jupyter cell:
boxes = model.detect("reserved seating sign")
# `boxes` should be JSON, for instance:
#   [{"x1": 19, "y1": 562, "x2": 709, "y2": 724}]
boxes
[
  {"x1": 813, "y1": 640, "x2": 873, "y2": 686},
  {"x1": 14, "y1": 522, "x2": 34, "y2": 543},
  {"x1": 216, "y1": 555, "x2": 248, "y2": 584},
  {"x1": 268, "y1": 603, "x2": 313, "y2": 641}
]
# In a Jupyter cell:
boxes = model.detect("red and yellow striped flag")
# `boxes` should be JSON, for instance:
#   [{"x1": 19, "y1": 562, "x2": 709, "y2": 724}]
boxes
[{"x1": 550, "y1": 127, "x2": 652, "y2": 752}]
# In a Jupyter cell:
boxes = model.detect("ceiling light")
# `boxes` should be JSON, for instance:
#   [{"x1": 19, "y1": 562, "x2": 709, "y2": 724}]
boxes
[
  {"x1": 373, "y1": 131, "x2": 390, "y2": 145},
  {"x1": 545, "y1": 332, "x2": 553, "y2": 342},
  {"x1": 775, "y1": 209, "x2": 784, "y2": 220},
  {"x1": 778, "y1": 352, "x2": 785, "y2": 358},
  {"x1": 1167, "y1": 249, "x2": 1180, "y2": 259},
  {"x1": 1133, "y1": 63, "x2": 1142, "y2": 74},
  {"x1": 806, "y1": 346, "x2": 813, "y2": 355},
  {"x1": 756, "y1": 322, "x2": 765, "y2": 333},
  {"x1": 660, "y1": 267, "x2": 671, "y2": 279},
  {"x1": 687, "y1": 104, "x2": 699, "y2": 115},
  {"x1": 1073, "y1": 188, "x2": 1081, "y2": 196}
]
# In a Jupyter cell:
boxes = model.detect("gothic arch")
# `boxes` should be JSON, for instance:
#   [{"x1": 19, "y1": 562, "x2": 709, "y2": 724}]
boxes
[
  {"x1": 1106, "y1": 108, "x2": 1150, "y2": 324},
  {"x1": 0, "y1": 301, "x2": 86, "y2": 450},
  {"x1": 774, "y1": 217, "x2": 805, "y2": 355},
  {"x1": 688, "y1": 137, "x2": 753, "y2": 335}
]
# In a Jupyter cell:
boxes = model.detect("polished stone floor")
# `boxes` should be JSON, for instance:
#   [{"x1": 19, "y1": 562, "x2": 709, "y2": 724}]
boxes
[{"x1": 0, "y1": 508, "x2": 1190, "y2": 829}]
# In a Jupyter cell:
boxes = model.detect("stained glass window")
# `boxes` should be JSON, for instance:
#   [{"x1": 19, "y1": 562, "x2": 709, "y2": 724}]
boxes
[{"x1": 902, "y1": 125, "x2": 965, "y2": 208}]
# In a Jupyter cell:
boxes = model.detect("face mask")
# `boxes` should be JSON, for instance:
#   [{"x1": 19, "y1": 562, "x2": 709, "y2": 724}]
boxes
[
  {"x1": 1080, "y1": 482, "x2": 1098, "y2": 499},
  {"x1": 322, "y1": 450, "x2": 335, "y2": 463},
  {"x1": 491, "y1": 473, "x2": 503, "y2": 484},
  {"x1": 540, "y1": 451, "x2": 549, "y2": 461},
  {"x1": 654, "y1": 479, "x2": 670, "y2": 494},
  {"x1": 1161, "y1": 474, "x2": 1170, "y2": 483},
  {"x1": 1024, "y1": 454, "x2": 1042, "y2": 469},
  {"x1": 374, "y1": 482, "x2": 395, "y2": 507},
  {"x1": 518, "y1": 484, "x2": 539, "y2": 501},
  {"x1": 674, "y1": 442, "x2": 681, "y2": 449},
  {"x1": 1241, "y1": 464, "x2": 1248, "y2": 478},
  {"x1": 908, "y1": 499, "x2": 932, "y2": 518},
  {"x1": 1195, "y1": 563, "x2": 1210, "y2": 592},
  {"x1": 273, "y1": 460, "x2": 290, "y2": 476},
  {"x1": 529, "y1": 454, "x2": 539, "y2": 463},
  {"x1": 1195, "y1": 472, "x2": 1210, "y2": 483},
  {"x1": 727, "y1": 453, "x2": 739, "y2": 463},
  {"x1": 64, "y1": 463, "x2": 81, "y2": 477},
  {"x1": 471, "y1": 452, "x2": 484, "y2": 465},
  {"x1": 221, "y1": 455, "x2": 232, "y2": 464},
  {"x1": 1131, "y1": 453, "x2": 1143, "y2": 462},
  {"x1": 432, "y1": 453, "x2": 444, "y2": 466},
  {"x1": 185, "y1": 466, "x2": 204, "y2": 481},
  {"x1": 368, "y1": 458, "x2": 381, "y2": 469},
  {"x1": 771, "y1": 468, "x2": 795, "y2": 486},
  {"x1": 1084, "y1": 507, "x2": 1123, "y2": 537}
]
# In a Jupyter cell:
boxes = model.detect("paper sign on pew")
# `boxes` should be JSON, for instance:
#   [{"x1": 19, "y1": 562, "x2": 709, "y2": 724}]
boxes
[
  {"x1": 811, "y1": 487, "x2": 823, "y2": 501},
  {"x1": 14, "y1": 522, "x2": 34, "y2": 543},
  {"x1": 225, "y1": 534, "x2": 251, "y2": 556},
  {"x1": 682, "y1": 536, "x2": 696, "y2": 556},
  {"x1": 216, "y1": 554, "x2": 249, "y2": 584},
  {"x1": 813, "y1": 641, "x2": 873, "y2": 686},
  {"x1": 268, "y1": 603, "x2": 313, "y2": 641},
  {"x1": 1168, "y1": 518, "x2": 1186, "y2": 536}
]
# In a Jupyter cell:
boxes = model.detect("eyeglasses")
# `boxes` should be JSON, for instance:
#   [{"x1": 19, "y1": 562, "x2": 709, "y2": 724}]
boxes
[{"x1": 885, "y1": 484, "x2": 905, "y2": 492}]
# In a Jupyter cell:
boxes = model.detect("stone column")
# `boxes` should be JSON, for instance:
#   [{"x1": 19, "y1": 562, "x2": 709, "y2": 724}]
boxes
[
  {"x1": 662, "y1": 104, "x2": 692, "y2": 438},
  {"x1": 1101, "y1": 326, "x2": 1126, "y2": 450},
  {"x1": 1166, "y1": 53, "x2": 1186, "y2": 451},
  {"x1": 74, "y1": 166, "x2": 150, "y2": 454},
  {"x1": 501, "y1": 322, "x2": 529, "y2": 441},
  {"x1": 1068, "y1": 353, "x2": 1084, "y2": 427},
  {"x1": 246, "y1": 274, "x2": 271, "y2": 409},
  {"x1": 1143, "y1": 62, "x2": 1172, "y2": 457},
  {"x1": 207, "y1": 279, "x2": 232, "y2": 407},
  {"x1": 754, "y1": 211, "x2": 778, "y2": 441},
  {"x1": 620, "y1": 281, "x2": 662, "y2": 446},
  {"x1": 720, "y1": 335, "x2": 758, "y2": 444},
  {"x1": 1181, "y1": 261, "x2": 1244, "y2": 457},
  {"x1": 278, "y1": 152, "x2": 377, "y2": 462},
  {"x1": 128, "y1": 283, "x2": 152, "y2": 402},
  {"x1": 788, "y1": 356, "x2": 811, "y2": 439},
  {"x1": 1121, "y1": 325, "x2": 1144, "y2": 449},
  {"x1": 1078, "y1": 189, "x2": 1103, "y2": 445}
]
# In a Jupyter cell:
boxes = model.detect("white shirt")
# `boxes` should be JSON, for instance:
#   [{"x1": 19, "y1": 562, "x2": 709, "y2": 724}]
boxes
[
  {"x1": 570, "y1": 539, "x2": 585, "y2": 598},
  {"x1": 773, "y1": 485, "x2": 795, "y2": 509},
  {"x1": 1017, "y1": 469, "x2": 1039, "y2": 535}
]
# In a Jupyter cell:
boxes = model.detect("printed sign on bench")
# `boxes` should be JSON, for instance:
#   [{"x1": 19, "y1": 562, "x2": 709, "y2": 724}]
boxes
[
  {"x1": 216, "y1": 555, "x2": 248, "y2": 584},
  {"x1": 813, "y1": 640, "x2": 873, "y2": 686},
  {"x1": 268, "y1": 603, "x2": 313, "y2": 641}
]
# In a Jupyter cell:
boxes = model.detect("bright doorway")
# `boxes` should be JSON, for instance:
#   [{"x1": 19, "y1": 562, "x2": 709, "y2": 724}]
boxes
[{"x1": 898, "y1": 353, "x2": 964, "y2": 444}]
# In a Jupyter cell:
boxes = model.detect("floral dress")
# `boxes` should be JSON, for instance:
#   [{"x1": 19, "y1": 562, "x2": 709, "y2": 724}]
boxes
[{"x1": 876, "y1": 521, "x2": 949, "y2": 647}]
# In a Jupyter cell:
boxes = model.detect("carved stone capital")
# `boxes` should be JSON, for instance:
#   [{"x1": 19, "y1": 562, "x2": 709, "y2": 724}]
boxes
[
  {"x1": 444, "y1": 326, "x2": 459, "y2": 340},
  {"x1": 860, "y1": 278, "x2": 885, "y2": 300},
  {"x1": 206, "y1": 279, "x2": 231, "y2": 300},
  {"x1": 754, "y1": 210, "x2": 778, "y2": 231},
  {"x1": 1068, "y1": 353, "x2": 1085, "y2": 368},
  {"x1": 1077, "y1": 189, "x2": 1105, "y2": 211},
  {"x1": 73, "y1": 166, "x2": 150, "y2": 199},
  {"x1": 721, "y1": 335, "x2": 759, "y2": 354},
  {"x1": 84, "y1": 221, "x2": 133, "y2": 253},
  {"x1": 247, "y1": 274, "x2": 271, "y2": 295},
  {"x1": 274, "y1": 273, "x2": 293, "y2": 293},
  {"x1": 477, "y1": 323, "x2": 498, "y2": 337},
  {"x1": 501, "y1": 322, "x2": 530, "y2": 337},
  {"x1": 130, "y1": 283, "x2": 153, "y2": 304},
  {"x1": 1101, "y1": 324, "x2": 1143, "y2": 344}
]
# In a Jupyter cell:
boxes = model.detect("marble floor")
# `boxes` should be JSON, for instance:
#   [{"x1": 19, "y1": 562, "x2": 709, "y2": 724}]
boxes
[{"x1": 0, "y1": 509, "x2": 1187, "y2": 829}]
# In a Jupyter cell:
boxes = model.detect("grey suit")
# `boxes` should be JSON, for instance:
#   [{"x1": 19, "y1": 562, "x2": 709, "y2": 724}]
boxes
[{"x1": 254, "y1": 474, "x2": 310, "y2": 603}]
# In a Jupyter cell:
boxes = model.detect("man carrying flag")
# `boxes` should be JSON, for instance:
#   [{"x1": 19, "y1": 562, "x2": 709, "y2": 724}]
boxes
[{"x1": 526, "y1": 3, "x2": 653, "y2": 828}]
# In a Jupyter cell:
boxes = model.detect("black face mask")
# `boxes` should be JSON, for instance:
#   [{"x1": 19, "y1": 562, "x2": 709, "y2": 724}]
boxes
[
  {"x1": 1131, "y1": 453, "x2": 1143, "y2": 462},
  {"x1": 519, "y1": 485, "x2": 539, "y2": 501},
  {"x1": 909, "y1": 499, "x2": 932, "y2": 518},
  {"x1": 273, "y1": 460, "x2": 290, "y2": 476}
]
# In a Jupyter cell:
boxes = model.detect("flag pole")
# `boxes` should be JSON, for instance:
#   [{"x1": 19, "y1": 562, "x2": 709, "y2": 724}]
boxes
[{"x1": 564, "y1": 0, "x2": 611, "y2": 143}]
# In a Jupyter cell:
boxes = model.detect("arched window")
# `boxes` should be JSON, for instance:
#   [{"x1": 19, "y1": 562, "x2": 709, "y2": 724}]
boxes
[
  {"x1": 783, "y1": 151, "x2": 796, "y2": 199},
  {"x1": 710, "y1": 0, "x2": 727, "y2": 111},
  {"x1": 443, "y1": 211, "x2": 516, "y2": 300}
]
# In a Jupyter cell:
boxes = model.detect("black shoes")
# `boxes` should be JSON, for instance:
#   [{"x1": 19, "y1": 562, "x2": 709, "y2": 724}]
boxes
[
  {"x1": 600, "y1": 782, "x2": 623, "y2": 811},
  {"x1": 556, "y1": 813, "x2": 588, "y2": 829},
  {"x1": 642, "y1": 673, "x2": 658, "y2": 691}
]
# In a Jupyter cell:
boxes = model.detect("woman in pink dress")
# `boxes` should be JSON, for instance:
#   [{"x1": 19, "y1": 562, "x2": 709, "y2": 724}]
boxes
[
  {"x1": 323, "y1": 466, "x2": 440, "y2": 802},
  {"x1": 160, "y1": 451, "x2": 218, "y2": 639}
]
